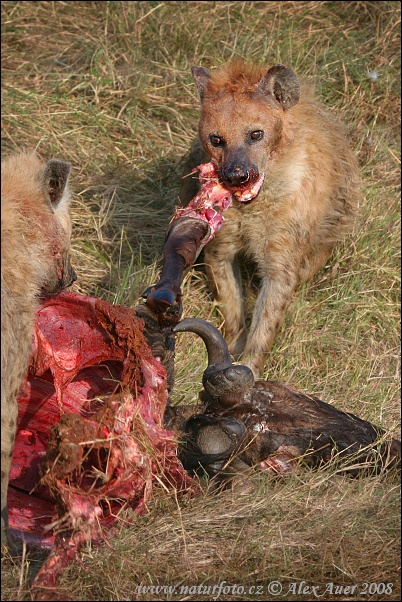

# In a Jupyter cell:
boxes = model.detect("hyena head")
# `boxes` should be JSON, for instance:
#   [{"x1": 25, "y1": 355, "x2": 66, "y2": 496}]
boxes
[
  {"x1": 1, "y1": 152, "x2": 76, "y2": 294},
  {"x1": 192, "y1": 61, "x2": 300, "y2": 198},
  {"x1": 38, "y1": 158, "x2": 76, "y2": 292}
]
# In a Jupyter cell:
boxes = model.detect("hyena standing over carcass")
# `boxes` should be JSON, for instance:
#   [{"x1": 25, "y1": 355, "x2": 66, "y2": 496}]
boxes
[
  {"x1": 180, "y1": 60, "x2": 361, "y2": 378},
  {"x1": 1, "y1": 152, "x2": 76, "y2": 550}
]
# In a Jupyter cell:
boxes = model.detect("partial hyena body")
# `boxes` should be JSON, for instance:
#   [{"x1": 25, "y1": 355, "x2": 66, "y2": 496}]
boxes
[
  {"x1": 180, "y1": 61, "x2": 360, "y2": 378},
  {"x1": 1, "y1": 152, "x2": 76, "y2": 550}
]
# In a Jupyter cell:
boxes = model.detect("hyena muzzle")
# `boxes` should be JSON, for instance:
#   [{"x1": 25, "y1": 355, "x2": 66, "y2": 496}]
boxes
[
  {"x1": 180, "y1": 60, "x2": 360, "y2": 378},
  {"x1": 1, "y1": 151, "x2": 76, "y2": 551}
]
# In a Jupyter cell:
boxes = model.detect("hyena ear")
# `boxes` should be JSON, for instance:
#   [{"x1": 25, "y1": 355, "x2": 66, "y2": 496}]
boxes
[
  {"x1": 256, "y1": 65, "x2": 300, "y2": 110},
  {"x1": 191, "y1": 66, "x2": 211, "y2": 101},
  {"x1": 41, "y1": 160, "x2": 71, "y2": 208}
]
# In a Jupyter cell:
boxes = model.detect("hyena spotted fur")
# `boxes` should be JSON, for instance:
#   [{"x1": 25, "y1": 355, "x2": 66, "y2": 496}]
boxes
[
  {"x1": 180, "y1": 60, "x2": 361, "y2": 378},
  {"x1": 1, "y1": 151, "x2": 76, "y2": 551}
]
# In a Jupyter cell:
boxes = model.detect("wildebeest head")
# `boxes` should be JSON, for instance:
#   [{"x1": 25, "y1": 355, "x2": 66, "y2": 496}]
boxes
[{"x1": 173, "y1": 317, "x2": 254, "y2": 404}]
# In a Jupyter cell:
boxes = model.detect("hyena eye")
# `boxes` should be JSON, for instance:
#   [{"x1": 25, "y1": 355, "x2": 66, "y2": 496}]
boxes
[
  {"x1": 210, "y1": 135, "x2": 224, "y2": 147},
  {"x1": 250, "y1": 130, "x2": 264, "y2": 141}
]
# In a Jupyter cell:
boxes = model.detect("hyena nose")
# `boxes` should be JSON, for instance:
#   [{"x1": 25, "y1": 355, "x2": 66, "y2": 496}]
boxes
[{"x1": 221, "y1": 165, "x2": 250, "y2": 187}]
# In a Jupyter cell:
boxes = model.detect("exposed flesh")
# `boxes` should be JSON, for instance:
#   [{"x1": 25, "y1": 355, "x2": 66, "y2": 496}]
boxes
[
  {"x1": 174, "y1": 162, "x2": 264, "y2": 243},
  {"x1": 8, "y1": 292, "x2": 193, "y2": 596}
]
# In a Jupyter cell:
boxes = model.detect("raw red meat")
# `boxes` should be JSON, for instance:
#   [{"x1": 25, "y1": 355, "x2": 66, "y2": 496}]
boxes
[
  {"x1": 8, "y1": 292, "x2": 193, "y2": 596},
  {"x1": 174, "y1": 161, "x2": 264, "y2": 242}
]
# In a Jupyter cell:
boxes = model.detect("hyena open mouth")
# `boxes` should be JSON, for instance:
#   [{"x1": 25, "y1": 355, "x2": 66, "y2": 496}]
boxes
[
  {"x1": 231, "y1": 171, "x2": 265, "y2": 202},
  {"x1": 176, "y1": 162, "x2": 265, "y2": 243}
]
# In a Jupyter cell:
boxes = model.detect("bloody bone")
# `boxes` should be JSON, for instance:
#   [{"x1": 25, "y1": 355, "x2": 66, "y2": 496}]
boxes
[
  {"x1": 8, "y1": 292, "x2": 193, "y2": 597},
  {"x1": 172, "y1": 319, "x2": 401, "y2": 481},
  {"x1": 143, "y1": 162, "x2": 242, "y2": 321},
  {"x1": 142, "y1": 217, "x2": 211, "y2": 324},
  {"x1": 173, "y1": 162, "x2": 231, "y2": 230}
]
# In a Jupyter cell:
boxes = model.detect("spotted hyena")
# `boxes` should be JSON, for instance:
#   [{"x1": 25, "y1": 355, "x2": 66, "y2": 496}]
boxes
[
  {"x1": 1, "y1": 151, "x2": 76, "y2": 550},
  {"x1": 180, "y1": 60, "x2": 360, "y2": 378}
]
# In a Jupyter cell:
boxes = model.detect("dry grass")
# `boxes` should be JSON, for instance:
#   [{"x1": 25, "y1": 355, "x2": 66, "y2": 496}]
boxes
[{"x1": 1, "y1": 1, "x2": 400, "y2": 600}]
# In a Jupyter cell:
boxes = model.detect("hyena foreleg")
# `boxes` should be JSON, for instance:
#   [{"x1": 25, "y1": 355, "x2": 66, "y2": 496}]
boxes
[
  {"x1": 241, "y1": 273, "x2": 298, "y2": 378},
  {"x1": 1, "y1": 399, "x2": 18, "y2": 554},
  {"x1": 204, "y1": 241, "x2": 247, "y2": 358}
]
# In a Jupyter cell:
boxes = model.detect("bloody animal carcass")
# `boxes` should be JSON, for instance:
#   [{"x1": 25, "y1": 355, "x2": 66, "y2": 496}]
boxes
[
  {"x1": 169, "y1": 319, "x2": 400, "y2": 484},
  {"x1": 9, "y1": 292, "x2": 192, "y2": 595}
]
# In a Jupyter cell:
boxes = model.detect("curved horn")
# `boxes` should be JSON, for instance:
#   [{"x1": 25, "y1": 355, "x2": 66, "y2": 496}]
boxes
[
  {"x1": 173, "y1": 318, "x2": 255, "y2": 401},
  {"x1": 172, "y1": 318, "x2": 232, "y2": 370}
]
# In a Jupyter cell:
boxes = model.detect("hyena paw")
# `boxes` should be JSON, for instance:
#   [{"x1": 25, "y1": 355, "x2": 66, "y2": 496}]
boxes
[
  {"x1": 1, "y1": 513, "x2": 19, "y2": 557},
  {"x1": 240, "y1": 353, "x2": 264, "y2": 380}
]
